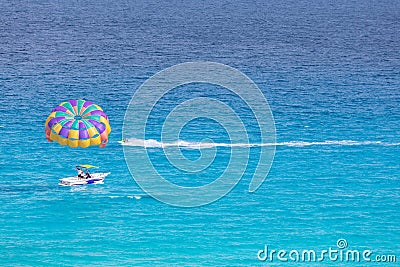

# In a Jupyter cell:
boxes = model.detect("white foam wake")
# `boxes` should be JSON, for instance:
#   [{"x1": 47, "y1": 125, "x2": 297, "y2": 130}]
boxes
[{"x1": 120, "y1": 138, "x2": 399, "y2": 148}]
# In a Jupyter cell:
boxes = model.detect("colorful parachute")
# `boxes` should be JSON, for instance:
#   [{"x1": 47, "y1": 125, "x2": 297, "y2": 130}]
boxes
[{"x1": 45, "y1": 100, "x2": 111, "y2": 148}]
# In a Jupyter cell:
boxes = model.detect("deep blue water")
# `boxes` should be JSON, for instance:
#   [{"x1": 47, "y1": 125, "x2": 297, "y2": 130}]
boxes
[{"x1": 0, "y1": 0, "x2": 399, "y2": 265}]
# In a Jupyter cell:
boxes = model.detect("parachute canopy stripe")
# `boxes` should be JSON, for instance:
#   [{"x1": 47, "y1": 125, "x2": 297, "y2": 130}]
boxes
[
  {"x1": 69, "y1": 99, "x2": 77, "y2": 107},
  {"x1": 89, "y1": 119, "x2": 106, "y2": 134},
  {"x1": 61, "y1": 120, "x2": 73, "y2": 128},
  {"x1": 82, "y1": 101, "x2": 94, "y2": 108},
  {"x1": 61, "y1": 101, "x2": 75, "y2": 114},
  {"x1": 59, "y1": 127, "x2": 70, "y2": 138},
  {"x1": 81, "y1": 105, "x2": 101, "y2": 116},
  {"x1": 87, "y1": 110, "x2": 107, "y2": 118},
  {"x1": 48, "y1": 117, "x2": 65, "y2": 128},
  {"x1": 52, "y1": 106, "x2": 68, "y2": 113},
  {"x1": 79, "y1": 129, "x2": 90, "y2": 139},
  {"x1": 79, "y1": 121, "x2": 87, "y2": 129},
  {"x1": 77, "y1": 99, "x2": 85, "y2": 115}
]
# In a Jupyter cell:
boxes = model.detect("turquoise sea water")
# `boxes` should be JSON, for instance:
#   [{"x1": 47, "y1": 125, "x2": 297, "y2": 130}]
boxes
[{"x1": 1, "y1": 0, "x2": 399, "y2": 265}]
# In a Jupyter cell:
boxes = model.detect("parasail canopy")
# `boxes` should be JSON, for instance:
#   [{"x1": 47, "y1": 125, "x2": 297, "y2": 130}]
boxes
[{"x1": 45, "y1": 99, "x2": 111, "y2": 148}]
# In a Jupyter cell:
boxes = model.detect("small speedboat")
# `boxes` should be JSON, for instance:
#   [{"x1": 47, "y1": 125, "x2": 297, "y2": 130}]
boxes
[
  {"x1": 59, "y1": 172, "x2": 110, "y2": 186},
  {"x1": 59, "y1": 164, "x2": 110, "y2": 186},
  {"x1": 118, "y1": 139, "x2": 128, "y2": 145}
]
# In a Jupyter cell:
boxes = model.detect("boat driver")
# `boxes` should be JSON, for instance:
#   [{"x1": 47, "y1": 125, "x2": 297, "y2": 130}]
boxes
[{"x1": 76, "y1": 167, "x2": 85, "y2": 179}]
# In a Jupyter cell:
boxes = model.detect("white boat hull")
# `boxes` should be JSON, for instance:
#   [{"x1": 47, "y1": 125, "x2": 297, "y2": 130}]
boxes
[{"x1": 59, "y1": 172, "x2": 110, "y2": 186}]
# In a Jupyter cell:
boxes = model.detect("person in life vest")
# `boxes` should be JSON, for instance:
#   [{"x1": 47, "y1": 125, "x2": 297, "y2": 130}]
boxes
[{"x1": 76, "y1": 167, "x2": 85, "y2": 179}]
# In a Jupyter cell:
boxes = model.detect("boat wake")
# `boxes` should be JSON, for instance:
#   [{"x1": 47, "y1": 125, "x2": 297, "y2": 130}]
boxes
[
  {"x1": 108, "y1": 195, "x2": 148, "y2": 200},
  {"x1": 120, "y1": 138, "x2": 400, "y2": 149}
]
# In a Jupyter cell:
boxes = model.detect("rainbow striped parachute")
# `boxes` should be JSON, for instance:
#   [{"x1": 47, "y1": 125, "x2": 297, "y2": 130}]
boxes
[{"x1": 45, "y1": 100, "x2": 111, "y2": 148}]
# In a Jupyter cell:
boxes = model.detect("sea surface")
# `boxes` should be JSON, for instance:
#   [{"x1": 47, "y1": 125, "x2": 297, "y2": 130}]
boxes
[{"x1": 0, "y1": 0, "x2": 399, "y2": 265}]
